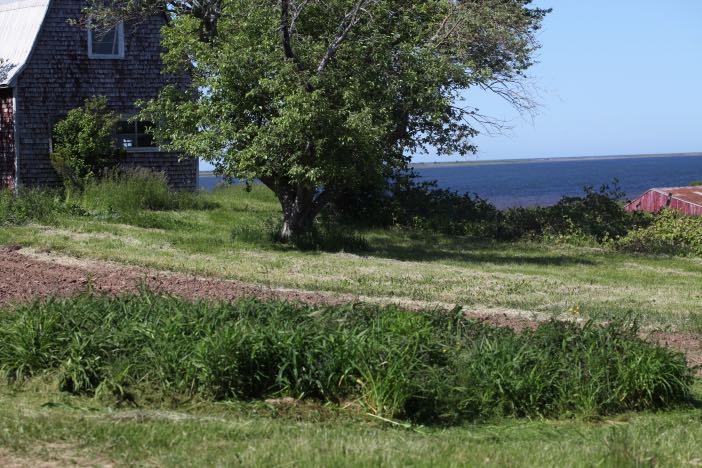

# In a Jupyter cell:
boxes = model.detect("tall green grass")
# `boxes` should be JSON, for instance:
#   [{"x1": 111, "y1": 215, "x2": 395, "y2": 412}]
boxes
[
  {"x1": 0, "y1": 187, "x2": 68, "y2": 225},
  {"x1": 81, "y1": 168, "x2": 211, "y2": 213},
  {"x1": 0, "y1": 293, "x2": 693, "y2": 423},
  {"x1": 0, "y1": 169, "x2": 216, "y2": 229}
]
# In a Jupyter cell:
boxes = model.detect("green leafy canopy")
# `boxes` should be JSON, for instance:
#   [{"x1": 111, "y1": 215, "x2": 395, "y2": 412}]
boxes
[
  {"x1": 51, "y1": 96, "x2": 126, "y2": 192},
  {"x1": 133, "y1": 0, "x2": 548, "y2": 237}
]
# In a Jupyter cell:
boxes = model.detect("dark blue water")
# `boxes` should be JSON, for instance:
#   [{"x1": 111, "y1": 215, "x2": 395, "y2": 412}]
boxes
[{"x1": 199, "y1": 155, "x2": 702, "y2": 209}]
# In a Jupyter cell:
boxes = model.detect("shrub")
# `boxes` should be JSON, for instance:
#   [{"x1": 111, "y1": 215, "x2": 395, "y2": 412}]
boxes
[
  {"x1": 327, "y1": 172, "x2": 498, "y2": 234},
  {"x1": 614, "y1": 209, "x2": 702, "y2": 256},
  {"x1": 483, "y1": 183, "x2": 650, "y2": 242},
  {"x1": 50, "y1": 96, "x2": 126, "y2": 192},
  {"x1": 329, "y1": 174, "x2": 646, "y2": 243},
  {"x1": 0, "y1": 293, "x2": 693, "y2": 423}
]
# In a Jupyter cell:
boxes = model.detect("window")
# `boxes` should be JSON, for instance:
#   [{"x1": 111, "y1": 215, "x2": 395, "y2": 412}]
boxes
[
  {"x1": 117, "y1": 120, "x2": 156, "y2": 150},
  {"x1": 88, "y1": 22, "x2": 125, "y2": 59}
]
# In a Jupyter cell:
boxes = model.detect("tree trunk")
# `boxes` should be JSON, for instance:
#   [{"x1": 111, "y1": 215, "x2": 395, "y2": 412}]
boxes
[
  {"x1": 267, "y1": 181, "x2": 330, "y2": 243},
  {"x1": 279, "y1": 208, "x2": 316, "y2": 242}
]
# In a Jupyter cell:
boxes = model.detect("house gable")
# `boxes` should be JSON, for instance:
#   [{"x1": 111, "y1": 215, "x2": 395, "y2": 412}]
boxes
[{"x1": 7, "y1": 0, "x2": 196, "y2": 189}]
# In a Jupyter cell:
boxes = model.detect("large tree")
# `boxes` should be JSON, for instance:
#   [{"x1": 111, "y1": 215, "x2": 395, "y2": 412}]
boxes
[{"x1": 95, "y1": 0, "x2": 548, "y2": 240}]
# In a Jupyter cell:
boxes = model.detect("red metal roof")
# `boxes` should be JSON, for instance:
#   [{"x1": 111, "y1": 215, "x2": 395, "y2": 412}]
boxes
[
  {"x1": 626, "y1": 186, "x2": 702, "y2": 216},
  {"x1": 650, "y1": 187, "x2": 702, "y2": 208}
]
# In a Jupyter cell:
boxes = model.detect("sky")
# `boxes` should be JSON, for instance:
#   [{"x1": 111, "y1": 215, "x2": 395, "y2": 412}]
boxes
[
  {"x1": 436, "y1": 0, "x2": 702, "y2": 163},
  {"x1": 202, "y1": 0, "x2": 702, "y2": 170}
]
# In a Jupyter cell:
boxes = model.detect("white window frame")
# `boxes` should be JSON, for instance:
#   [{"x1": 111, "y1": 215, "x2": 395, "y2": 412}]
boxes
[
  {"x1": 116, "y1": 117, "x2": 159, "y2": 152},
  {"x1": 88, "y1": 22, "x2": 125, "y2": 59}
]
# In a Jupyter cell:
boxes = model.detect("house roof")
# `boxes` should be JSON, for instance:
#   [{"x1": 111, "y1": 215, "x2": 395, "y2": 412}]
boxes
[
  {"x1": 651, "y1": 187, "x2": 702, "y2": 208},
  {"x1": 0, "y1": 0, "x2": 52, "y2": 86}
]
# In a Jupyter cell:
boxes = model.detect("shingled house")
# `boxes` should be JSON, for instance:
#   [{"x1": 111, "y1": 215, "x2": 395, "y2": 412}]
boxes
[{"x1": 0, "y1": 0, "x2": 197, "y2": 190}]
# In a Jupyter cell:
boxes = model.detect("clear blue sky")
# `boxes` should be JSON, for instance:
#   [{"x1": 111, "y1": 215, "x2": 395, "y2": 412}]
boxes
[
  {"x1": 202, "y1": 0, "x2": 702, "y2": 170},
  {"x1": 430, "y1": 0, "x2": 702, "y2": 163}
]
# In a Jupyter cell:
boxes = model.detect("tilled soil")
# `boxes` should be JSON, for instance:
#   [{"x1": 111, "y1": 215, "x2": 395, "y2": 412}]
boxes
[{"x1": 0, "y1": 245, "x2": 699, "y2": 375}]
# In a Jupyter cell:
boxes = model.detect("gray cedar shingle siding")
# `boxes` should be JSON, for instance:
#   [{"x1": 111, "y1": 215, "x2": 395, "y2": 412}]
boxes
[
  {"x1": 13, "y1": 0, "x2": 196, "y2": 189},
  {"x1": 0, "y1": 88, "x2": 13, "y2": 187}
]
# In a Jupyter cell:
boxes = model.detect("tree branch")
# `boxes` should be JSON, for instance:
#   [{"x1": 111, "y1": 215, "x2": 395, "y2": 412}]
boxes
[
  {"x1": 281, "y1": 0, "x2": 296, "y2": 61},
  {"x1": 289, "y1": 0, "x2": 311, "y2": 34},
  {"x1": 428, "y1": 6, "x2": 457, "y2": 45},
  {"x1": 315, "y1": 0, "x2": 374, "y2": 76}
]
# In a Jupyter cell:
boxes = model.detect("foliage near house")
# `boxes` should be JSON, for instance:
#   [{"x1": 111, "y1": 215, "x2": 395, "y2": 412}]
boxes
[
  {"x1": 50, "y1": 96, "x2": 126, "y2": 193},
  {"x1": 0, "y1": 173, "x2": 700, "y2": 465}
]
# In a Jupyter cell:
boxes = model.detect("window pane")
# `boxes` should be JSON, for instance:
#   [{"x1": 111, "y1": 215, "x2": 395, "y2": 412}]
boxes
[
  {"x1": 118, "y1": 136, "x2": 135, "y2": 148},
  {"x1": 91, "y1": 27, "x2": 120, "y2": 56},
  {"x1": 116, "y1": 120, "x2": 134, "y2": 148}
]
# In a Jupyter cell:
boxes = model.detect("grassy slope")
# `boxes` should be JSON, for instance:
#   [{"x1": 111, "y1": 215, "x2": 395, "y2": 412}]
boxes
[
  {"x1": 0, "y1": 185, "x2": 700, "y2": 330},
  {"x1": 1, "y1": 383, "x2": 701, "y2": 467},
  {"x1": 1, "y1": 185, "x2": 701, "y2": 466}
]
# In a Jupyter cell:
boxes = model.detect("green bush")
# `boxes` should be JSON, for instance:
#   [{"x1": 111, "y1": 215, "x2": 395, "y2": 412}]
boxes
[
  {"x1": 614, "y1": 209, "x2": 702, "y2": 256},
  {"x1": 0, "y1": 293, "x2": 692, "y2": 423},
  {"x1": 51, "y1": 96, "x2": 126, "y2": 192},
  {"x1": 474, "y1": 184, "x2": 651, "y2": 242},
  {"x1": 329, "y1": 175, "x2": 646, "y2": 243},
  {"x1": 328, "y1": 174, "x2": 498, "y2": 235}
]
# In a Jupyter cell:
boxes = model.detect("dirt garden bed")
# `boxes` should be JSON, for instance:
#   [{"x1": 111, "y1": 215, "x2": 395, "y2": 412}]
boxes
[{"x1": 0, "y1": 245, "x2": 699, "y2": 375}]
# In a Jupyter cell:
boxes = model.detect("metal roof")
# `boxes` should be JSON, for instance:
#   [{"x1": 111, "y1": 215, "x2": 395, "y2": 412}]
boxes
[
  {"x1": 651, "y1": 187, "x2": 702, "y2": 209},
  {"x1": 0, "y1": 0, "x2": 52, "y2": 86}
]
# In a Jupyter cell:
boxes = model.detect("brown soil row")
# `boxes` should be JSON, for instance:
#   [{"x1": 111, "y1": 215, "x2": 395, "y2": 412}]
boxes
[{"x1": 0, "y1": 245, "x2": 699, "y2": 375}]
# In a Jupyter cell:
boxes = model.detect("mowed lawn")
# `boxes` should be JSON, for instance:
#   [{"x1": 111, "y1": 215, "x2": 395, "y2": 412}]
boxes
[
  {"x1": 0, "y1": 185, "x2": 700, "y2": 330},
  {"x1": 1, "y1": 382, "x2": 702, "y2": 467}
]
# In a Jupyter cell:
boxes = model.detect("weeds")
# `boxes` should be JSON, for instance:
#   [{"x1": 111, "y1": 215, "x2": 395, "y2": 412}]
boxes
[
  {"x1": 0, "y1": 188, "x2": 68, "y2": 225},
  {"x1": 81, "y1": 168, "x2": 214, "y2": 214},
  {"x1": 614, "y1": 209, "x2": 702, "y2": 256},
  {"x1": 0, "y1": 293, "x2": 693, "y2": 424}
]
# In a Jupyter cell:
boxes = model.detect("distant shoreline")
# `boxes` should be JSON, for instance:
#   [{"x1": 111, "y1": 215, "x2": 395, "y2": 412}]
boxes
[
  {"x1": 199, "y1": 152, "x2": 702, "y2": 175},
  {"x1": 410, "y1": 152, "x2": 702, "y2": 169}
]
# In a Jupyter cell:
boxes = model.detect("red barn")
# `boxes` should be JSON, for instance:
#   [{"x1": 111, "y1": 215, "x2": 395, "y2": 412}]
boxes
[{"x1": 625, "y1": 186, "x2": 702, "y2": 216}]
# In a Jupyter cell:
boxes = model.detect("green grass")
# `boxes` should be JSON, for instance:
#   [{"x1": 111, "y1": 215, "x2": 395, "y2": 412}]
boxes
[
  {"x1": 1, "y1": 382, "x2": 701, "y2": 466},
  {"x1": 0, "y1": 184, "x2": 700, "y2": 330}
]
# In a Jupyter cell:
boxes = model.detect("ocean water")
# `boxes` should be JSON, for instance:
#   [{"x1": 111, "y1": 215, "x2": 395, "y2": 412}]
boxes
[{"x1": 198, "y1": 154, "x2": 702, "y2": 209}]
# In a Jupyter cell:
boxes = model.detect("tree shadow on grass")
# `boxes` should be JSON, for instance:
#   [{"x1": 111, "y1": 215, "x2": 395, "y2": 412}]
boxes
[
  {"x1": 361, "y1": 232, "x2": 598, "y2": 266},
  {"x1": 366, "y1": 244, "x2": 598, "y2": 266}
]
